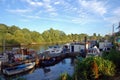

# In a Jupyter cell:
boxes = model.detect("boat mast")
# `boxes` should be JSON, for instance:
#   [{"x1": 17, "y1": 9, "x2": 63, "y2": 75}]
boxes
[
  {"x1": 84, "y1": 36, "x2": 87, "y2": 58},
  {"x1": 3, "y1": 32, "x2": 5, "y2": 54}
]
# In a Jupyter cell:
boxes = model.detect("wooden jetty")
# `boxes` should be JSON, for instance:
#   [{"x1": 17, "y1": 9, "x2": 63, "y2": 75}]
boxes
[
  {"x1": 1, "y1": 52, "x2": 81, "y2": 71},
  {"x1": 39, "y1": 52, "x2": 80, "y2": 61},
  {"x1": 38, "y1": 52, "x2": 80, "y2": 67}
]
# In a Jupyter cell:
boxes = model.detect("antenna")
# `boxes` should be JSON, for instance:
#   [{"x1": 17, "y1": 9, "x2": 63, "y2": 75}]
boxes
[
  {"x1": 116, "y1": 22, "x2": 120, "y2": 32},
  {"x1": 118, "y1": 22, "x2": 120, "y2": 32},
  {"x1": 112, "y1": 24, "x2": 114, "y2": 35}
]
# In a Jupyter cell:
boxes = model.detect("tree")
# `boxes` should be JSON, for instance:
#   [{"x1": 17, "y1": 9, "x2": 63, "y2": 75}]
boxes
[
  {"x1": 8, "y1": 25, "x2": 20, "y2": 34},
  {"x1": 13, "y1": 30, "x2": 26, "y2": 45},
  {"x1": 31, "y1": 31, "x2": 44, "y2": 44},
  {"x1": 22, "y1": 28, "x2": 32, "y2": 44},
  {"x1": 0, "y1": 23, "x2": 110, "y2": 45},
  {"x1": 93, "y1": 33, "x2": 97, "y2": 40},
  {"x1": 0, "y1": 24, "x2": 8, "y2": 30},
  {"x1": 42, "y1": 28, "x2": 68, "y2": 43}
]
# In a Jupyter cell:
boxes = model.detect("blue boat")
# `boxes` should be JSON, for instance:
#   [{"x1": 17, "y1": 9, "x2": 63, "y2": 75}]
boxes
[{"x1": 3, "y1": 62, "x2": 35, "y2": 76}]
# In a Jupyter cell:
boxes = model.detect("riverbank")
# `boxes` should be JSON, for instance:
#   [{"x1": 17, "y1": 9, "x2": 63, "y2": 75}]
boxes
[{"x1": 0, "y1": 41, "x2": 68, "y2": 47}]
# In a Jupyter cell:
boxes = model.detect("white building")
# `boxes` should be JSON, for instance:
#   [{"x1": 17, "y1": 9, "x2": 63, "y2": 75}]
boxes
[
  {"x1": 69, "y1": 42, "x2": 90, "y2": 53},
  {"x1": 99, "y1": 41, "x2": 112, "y2": 51}
]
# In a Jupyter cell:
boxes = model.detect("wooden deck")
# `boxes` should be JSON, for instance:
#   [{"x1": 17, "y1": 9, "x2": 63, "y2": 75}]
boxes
[
  {"x1": 1, "y1": 52, "x2": 81, "y2": 69},
  {"x1": 39, "y1": 52, "x2": 80, "y2": 60}
]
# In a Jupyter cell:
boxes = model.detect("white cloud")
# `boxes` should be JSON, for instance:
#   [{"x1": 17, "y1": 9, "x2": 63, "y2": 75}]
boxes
[
  {"x1": 71, "y1": 17, "x2": 93, "y2": 24},
  {"x1": 21, "y1": 15, "x2": 40, "y2": 19},
  {"x1": 25, "y1": 0, "x2": 56, "y2": 13},
  {"x1": 79, "y1": 0, "x2": 107, "y2": 16},
  {"x1": 6, "y1": 9, "x2": 31, "y2": 13},
  {"x1": 54, "y1": 1, "x2": 60, "y2": 5},
  {"x1": 55, "y1": 0, "x2": 78, "y2": 14},
  {"x1": 6, "y1": 0, "x2": 109, "y2": 24},
  {"x1": 35, "y1": 16, "x2": 84, "y2": 24},
  {"x1": 26, "y1": 0, "x2": 43, "y2": 6},
  {"x1": 71, "y1": 18, "x2": 84, "y2": 24},
  {"x1": 12, "y1": 0, "x2": 57, "y2": 18},
  {"x1": 104, "y1": 17, "x2": 120, "y2": 25},
  {"x1": 35, "y1": 11, "x2": 42, "y2": 15},
  {"x1": 43, "y1": 0, "x2": 50, "y2": 3},
  {"x1": 113, "y1": 7, "x2": 120, "y2": 16},
  {"x1": 20, "y1": 19, "x2": 30, "y2": 22},
  {"x1": 104, "y1": 7, "x2": 120, "y2": 25},
  {"x1": 45, "y1": 5, "x2": 56, "y2": 12},
  {"x1": 50, "y1": 12, "x2": 58, "y2": 16},
  {"x1": 43, "y1": 0, "x2": 56, "y2": 12}
]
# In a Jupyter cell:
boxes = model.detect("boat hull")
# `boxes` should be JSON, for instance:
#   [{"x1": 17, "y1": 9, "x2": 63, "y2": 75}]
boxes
[{"x1": 3, "y1": 62, "x2": 35, "y2": 76}]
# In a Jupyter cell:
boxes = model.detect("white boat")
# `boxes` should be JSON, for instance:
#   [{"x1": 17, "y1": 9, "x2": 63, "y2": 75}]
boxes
[
  {"x1": 45, "y1": 45, "x2": 63, "y2": 54},
  {"x1": 87, "y1": 46, "x2": 101, "y2": 57},
  {"x1": 3, "y1": 62, "x2": 35, "y2": 76}
]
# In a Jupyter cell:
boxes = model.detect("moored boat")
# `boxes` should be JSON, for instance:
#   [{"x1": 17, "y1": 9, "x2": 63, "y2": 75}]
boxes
[
  {"x1": 44, "y1": 45, "x2": 63, "y2": 54},
  {"x1": 2, "y1": 62, "x2": 35, "y2": 76}
]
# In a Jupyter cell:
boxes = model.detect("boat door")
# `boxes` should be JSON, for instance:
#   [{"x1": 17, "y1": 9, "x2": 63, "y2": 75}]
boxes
[{"x1": 71, "y1": 46, "x2": 74, "y2": 52}]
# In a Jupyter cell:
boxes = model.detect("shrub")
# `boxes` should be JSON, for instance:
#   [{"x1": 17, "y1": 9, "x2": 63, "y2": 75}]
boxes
[
  {"x1": 102, "y1": 49, "x2": 120, "y2": 69},
  {"x1": 58, "y1": 73, "x2": 72, "y2": 80},
  {"x1": 74, "y1": 56, "x2": 115, "y2": 80}
]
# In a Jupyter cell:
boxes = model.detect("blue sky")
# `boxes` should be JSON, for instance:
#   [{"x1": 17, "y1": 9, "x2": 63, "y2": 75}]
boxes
[{"x1": 0, "y1": 0, "x2": 120, "y2": 35}]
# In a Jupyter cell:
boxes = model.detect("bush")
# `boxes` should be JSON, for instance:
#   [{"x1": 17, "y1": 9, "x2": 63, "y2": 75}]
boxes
[
  {"x1": 58, "y1": 73, "x2": 72, "y2": 80},
  {"x1": 74, "y1": 56, "x2": 115, "y2": 80},
  {"x1": 102, "y1": 49, "x2": 120, "y2": 69}
]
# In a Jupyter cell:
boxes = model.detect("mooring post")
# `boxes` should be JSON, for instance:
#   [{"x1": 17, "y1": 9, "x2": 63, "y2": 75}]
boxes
[{"x1": 84, "y1": 36, "x2": 87, "y2": 58}]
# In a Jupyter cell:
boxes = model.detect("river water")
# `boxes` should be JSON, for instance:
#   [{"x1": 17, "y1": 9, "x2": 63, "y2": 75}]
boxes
[
  {"x1": 0, "y1": 44, "x2": 75, "y2": 80},
  {"x1": 25, "y1": 58, "x2": 75, "y2": 80}
]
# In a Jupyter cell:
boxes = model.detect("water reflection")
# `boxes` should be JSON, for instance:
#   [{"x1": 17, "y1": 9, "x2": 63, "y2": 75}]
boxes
[
  {"x1": 4, "y1": 68, "x2": 35, "y2": 80},
  {"x1": 0, "y1": 44, "x2": 75, "y2": 80},
  {"x1": 43, "y1": 67, "x2": 51, "y2": 73},
  {"x1": 0, "y1": 58, "x2": 74, "y2": 80},
  {"x1": 25, "y1": 58, "x2": 74, "y2": 80},
  {"x1": 71, "y1": 58, "x2": 75, "y2": 66},
  {"x1": 1, "y1": 58, "x2": 75, "y2": 80},
  {"x1": 61, "y1": 59, "x2": 66, "y2": 64}
]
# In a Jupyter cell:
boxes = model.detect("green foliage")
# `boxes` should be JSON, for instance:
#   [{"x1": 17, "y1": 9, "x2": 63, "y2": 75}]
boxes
[
  {"x1": 30, "y1": 31, "x2": 44, "y2": 44},
  {"x1": 0, "y1": 23, "x2": 104, "y2": 45},
  {"x1": 0, "y1": 24, "x2": 8, "y2": 30},
  {"x1": 13, "y1": 30, "x2": 26, "y2": 44},
  {"x1": 8, "y1": 25, "x2": 21, "y2": 34},
  {"x1": 102, "y1": 49, "x2": 120, "y2": 69},
  {"x1": 74, "y1": 56, "x2": 115, "y2": 80},
  {"x1": 42, "y1": 28, "x2": 67, "y2": 43},
  {"x1": 58, "y1": 73, "x2": 72, "y2": 80}
]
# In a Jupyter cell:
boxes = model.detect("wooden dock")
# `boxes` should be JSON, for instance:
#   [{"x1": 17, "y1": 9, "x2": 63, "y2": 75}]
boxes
[
  {"x1": 39, "y1": 52, "x2": 80, "y2": 60},
  {"x1": 38, "y1": 52, "x2": 80, "y2": 67},
  {"x1": 1, "y1": 52, "x2": 81, "y2": 70}
]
